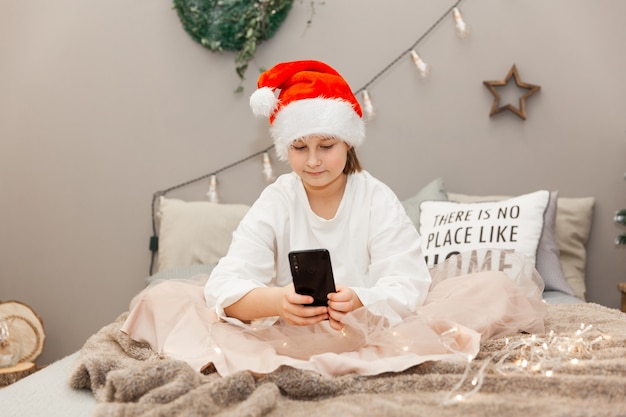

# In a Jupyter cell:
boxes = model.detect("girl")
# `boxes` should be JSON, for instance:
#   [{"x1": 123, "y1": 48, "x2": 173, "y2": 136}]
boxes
[{"x1": 122, "y1": 60, "x2": 546, "y2": 376}]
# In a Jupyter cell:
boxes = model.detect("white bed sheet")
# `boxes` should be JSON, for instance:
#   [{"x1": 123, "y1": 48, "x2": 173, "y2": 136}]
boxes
[
  {"x1": 542, "y1": 290, "x2": 585, "y2": 304},
  {"x1": 0, "y1": 352, "x2": 96, "y2": 417}
]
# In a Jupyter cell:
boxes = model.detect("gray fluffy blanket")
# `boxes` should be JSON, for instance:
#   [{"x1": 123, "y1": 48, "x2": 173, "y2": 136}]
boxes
[{"x1": 69, "y1": 303, "x2": 626, "y2": 417}]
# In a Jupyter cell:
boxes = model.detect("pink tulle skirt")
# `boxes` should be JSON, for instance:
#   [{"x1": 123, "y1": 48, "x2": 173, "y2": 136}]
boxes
[{"x1": 121, "y1": 251, "x2": 547, "y2": 377}]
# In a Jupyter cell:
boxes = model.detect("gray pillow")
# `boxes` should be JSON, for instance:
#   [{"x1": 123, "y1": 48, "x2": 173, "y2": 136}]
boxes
[
  {"x1": 536, "y1": 191, "x2": 575, "y2": 295},
  {"x1": 146, "y1": 263, "x2": 216, "y2": 285}
]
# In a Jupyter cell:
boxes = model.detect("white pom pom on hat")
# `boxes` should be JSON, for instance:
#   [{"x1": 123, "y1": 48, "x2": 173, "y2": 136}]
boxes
[
  {"x1": 249, "y1": 86, "x2": 279, "y2": 118},
  {"x1": 249, "y1": 60, "x2": 365, "y2": 161}
]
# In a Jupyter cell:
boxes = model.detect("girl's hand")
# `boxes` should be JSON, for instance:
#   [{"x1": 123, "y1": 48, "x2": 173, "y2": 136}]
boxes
[
  {"x1": 327, "y1": 285, "x2": 363, "y2": 330},
  {"x1": 278, "y1": 284, "x2": 329, "y2": 326}
]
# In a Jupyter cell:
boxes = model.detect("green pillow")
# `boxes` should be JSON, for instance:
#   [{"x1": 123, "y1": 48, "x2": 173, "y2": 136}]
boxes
[{"x1": 401, "y1": 177, "x2": 448, "y2": 228}]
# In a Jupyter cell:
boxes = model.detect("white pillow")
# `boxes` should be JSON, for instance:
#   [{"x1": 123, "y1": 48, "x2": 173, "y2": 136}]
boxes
[
  {"x1": 156, "y1": 197, "x2": 250, "y2": 272},
  {"x1": 419, "y1": 190, "x2": 550, "y2": 268},
  {"x1": 447, "y1": 192, "x2": 594, "y2": 301}
]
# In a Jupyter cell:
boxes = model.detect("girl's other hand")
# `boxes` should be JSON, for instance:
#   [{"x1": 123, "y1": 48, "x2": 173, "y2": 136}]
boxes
[{"x1": 327, "y1": 285, "x2": 363, "y2": 330}]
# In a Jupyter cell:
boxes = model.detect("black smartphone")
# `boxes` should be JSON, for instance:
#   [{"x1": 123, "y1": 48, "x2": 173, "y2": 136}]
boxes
[{"x1": 288, "y1": 249, "x2": 336, "y2": 306}]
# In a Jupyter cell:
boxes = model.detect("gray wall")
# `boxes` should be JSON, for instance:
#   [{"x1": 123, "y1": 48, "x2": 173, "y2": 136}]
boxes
[{"x1": 1, "y1": 0, "x2": 625, "y2": 366}]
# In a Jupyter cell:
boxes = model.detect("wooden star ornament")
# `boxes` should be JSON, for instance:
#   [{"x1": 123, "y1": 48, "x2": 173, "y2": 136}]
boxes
[{"x1": 483, "y1": 64, "x2": 541, "y2": 120}]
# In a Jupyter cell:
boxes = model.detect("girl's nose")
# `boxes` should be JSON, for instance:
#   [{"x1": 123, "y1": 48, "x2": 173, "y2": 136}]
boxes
[{"x1": 306, "y1": 151, "x2": 321, "y2": 167}]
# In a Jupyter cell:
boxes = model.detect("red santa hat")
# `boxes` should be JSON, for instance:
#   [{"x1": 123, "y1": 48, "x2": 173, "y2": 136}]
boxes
[{"x1": 249, "y1": 60, "x2": 365, "y2": 161}]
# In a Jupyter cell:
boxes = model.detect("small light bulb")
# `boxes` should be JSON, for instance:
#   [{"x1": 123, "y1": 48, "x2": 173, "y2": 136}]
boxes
[
  {"x1": 262, "y1": 152, "x2": 275, "y2": 183},
  {"x1": 410, "y1": 50, "x2": 430, "y2": 78},
  {"x1": 206, "y1": 175, "x2": 219, "y2": 203},
  {"x1": 362, "y1": 90, "x2": 375, "y2": 119},
  {"x1": 453, "y1": 7, "x2": 470, "y2": 38}
]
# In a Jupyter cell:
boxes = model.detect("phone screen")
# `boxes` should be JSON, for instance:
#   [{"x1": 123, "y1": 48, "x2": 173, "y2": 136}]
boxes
[{"x1": 288, "y1": 249, "x2": 336, "y2": 306}]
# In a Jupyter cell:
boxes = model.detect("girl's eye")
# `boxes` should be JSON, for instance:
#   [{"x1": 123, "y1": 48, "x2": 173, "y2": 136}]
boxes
[
  {"x1": 292, "y1": 145, "x2": 307, "y2": 151},
  {"x1": 321, "y1": 144, "x2": 334, "y2": 150}
]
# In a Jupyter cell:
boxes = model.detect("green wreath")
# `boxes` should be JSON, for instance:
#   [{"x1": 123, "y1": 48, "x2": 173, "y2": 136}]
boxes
[{"x1": 173, "y1": 0, "x2": 294, "y2": 92}]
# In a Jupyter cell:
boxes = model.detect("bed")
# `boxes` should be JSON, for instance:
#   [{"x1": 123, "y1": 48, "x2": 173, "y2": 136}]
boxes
[{"x1": 3, "y1": 177, "x2": 626, "y2": 417}]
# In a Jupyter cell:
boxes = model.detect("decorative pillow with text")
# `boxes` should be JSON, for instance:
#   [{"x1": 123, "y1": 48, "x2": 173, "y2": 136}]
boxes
[{"x1": 418, "y1": 190, "x2": 550, "y2": 268}]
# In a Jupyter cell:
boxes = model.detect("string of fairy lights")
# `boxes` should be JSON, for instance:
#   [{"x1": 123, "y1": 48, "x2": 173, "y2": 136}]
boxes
[{"x1": 441, "y1": 322, "x2": 611, "y2": 405}]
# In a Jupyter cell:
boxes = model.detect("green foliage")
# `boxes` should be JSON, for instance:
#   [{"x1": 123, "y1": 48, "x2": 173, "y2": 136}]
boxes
[{"x1": 172, "y1": 0, "x2": 294, "y2": 91}]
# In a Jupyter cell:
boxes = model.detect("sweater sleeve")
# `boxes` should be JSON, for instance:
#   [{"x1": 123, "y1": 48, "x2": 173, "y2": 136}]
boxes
[
  {"x1": 203, "y1": 189, "x2": 284, "y2": 322},
  {"x1": 351, "y1": 183, "x2": 432, "y2": 314}
]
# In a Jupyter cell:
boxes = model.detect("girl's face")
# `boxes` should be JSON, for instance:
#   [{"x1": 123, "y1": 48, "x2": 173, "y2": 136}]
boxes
[{"x1": 287, "y1": 135, "x2": 349, "y2": 190}]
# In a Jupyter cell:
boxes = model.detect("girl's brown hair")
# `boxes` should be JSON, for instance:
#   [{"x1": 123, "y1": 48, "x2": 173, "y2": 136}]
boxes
[{"x1": 344, "y1": 146, "x2": 363, "y2": 174}]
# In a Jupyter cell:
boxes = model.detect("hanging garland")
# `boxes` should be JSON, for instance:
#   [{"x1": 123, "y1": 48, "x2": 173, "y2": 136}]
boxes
[{"x1": 173, "y1": 0, "x2": 295, "y2": 92}]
